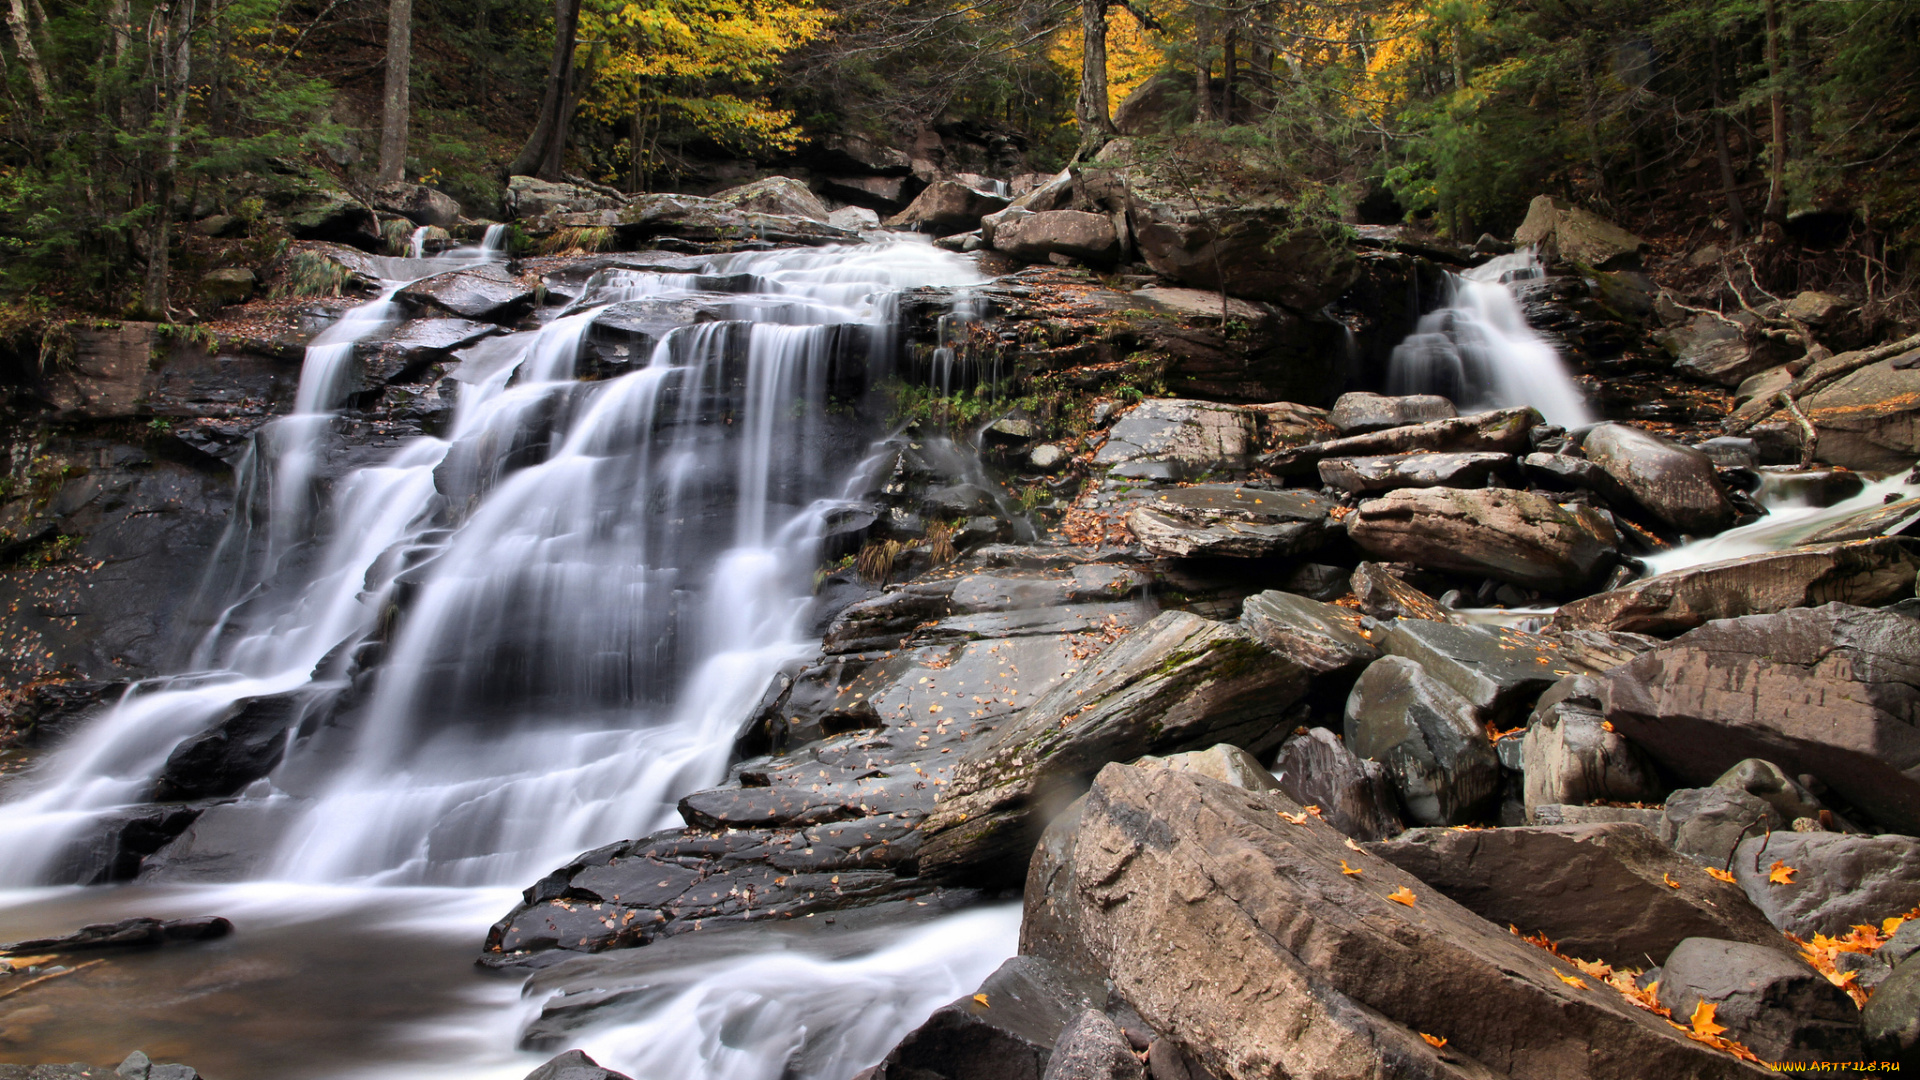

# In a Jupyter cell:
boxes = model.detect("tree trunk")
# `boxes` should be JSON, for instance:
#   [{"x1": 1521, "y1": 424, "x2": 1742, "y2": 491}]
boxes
[
  {"x1": 377, "y1": 0, "x2": 411, "y2": 182},
  {"x1": 143, "y1": 0, "x2": 196, "y2": 318},
  {"x1": 1220, "y1": 21, "x2": 1236, "y2": 124},
  {"x1": 1762, "y1": 0, "x2": 1788, "y2": 221},
  {"x1": 1074, "y1": 0, "x2": 1115, "y2": 152},
  {"x1": 1193, "y1": 10, "x2": 1213, "y2": 122},
  {"x1": 4, "y1": 0, "x2": 49, "y2": 109},
  {"x1": 510, "y1": 0, "x2": 584, "y2": 179},
  {"x1": 1709, "y1": 34, "x2": 1749, "y2": 240}
]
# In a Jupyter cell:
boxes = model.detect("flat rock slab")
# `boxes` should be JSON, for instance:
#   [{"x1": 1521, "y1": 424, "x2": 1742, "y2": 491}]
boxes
[
  {"x1": 1093, "y1": 400, "x2": 1257, "y2": 480},
  {"x1": 1732, "y1": 832, "x2": 1920, "y2": 939},
  {"x1": 1347, "y1": 486, "x2": 1618, "y2": 593},
  {"x1": 865, "y1": 955, "x2": 1103, "y2": 1080},
  {"x1": 379, "y1": 318, "x2": 500, "y2": 361},
  {"x1": 1262, "y1": 407, "x2": 1539, "y2": 474},
  {"x1": 1379, "y1": 619, "x2": 1595, "y2": 720},
  {"x1": 1237, "y1": 590, "x2": 1378, "y2": 677},
  {"x1": 0, "y1": 915, "x2": 231, "y2": 954},
  {"x1": 1552, "y1": 538, "x2": 1920, "y2": 636},
  {"x1": 1329, "y1": 392, "x2": 1457, "y2": 435},
  {"x1": 1023, "y1": 764, "x2": 1767, "y2": 1080},
  {"x1": 1803, "y1": 352, "x2": 1920, "y2": 472},
  {"x1": 398, "y1": 264, "x2": 537, "y2": 321},
  {"x1": 1365, "y1": 824, "x2": 1787, "y2": 968},
  {"x1": 1599, "y1": 603, "x2": 1920, "y2": 836},
  {"x1": 1124, "y1": 484, "x2": 1336, "y2": 558},
  {"x1": 1318, "y1": 452, "x2": 1516, "y2": 494}
]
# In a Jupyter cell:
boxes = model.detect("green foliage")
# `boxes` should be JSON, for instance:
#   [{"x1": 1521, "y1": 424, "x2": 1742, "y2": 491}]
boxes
[
  {"x1": 274, "y1": 250, "x2": 350, "y2": 299},
  {"x1": 536, "y1": 225, "x2": 618, "y2": 254}
]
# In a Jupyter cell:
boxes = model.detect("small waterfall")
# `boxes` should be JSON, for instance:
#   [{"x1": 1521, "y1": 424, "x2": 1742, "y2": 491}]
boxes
[
  {"x1": 928, "y1": 290, "x2": 985, "y2": 397},
  {"x1": 1387, "y1": 251, "x2": 1591, "y2": 428},
  {"x1": 407, "y1": 226, "x2": 430, "y2": 259}
]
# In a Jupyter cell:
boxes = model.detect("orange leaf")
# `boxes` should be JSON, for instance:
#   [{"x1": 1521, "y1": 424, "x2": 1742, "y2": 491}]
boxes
[
  {"x1": 1340, "y1": 859, "x2": 1363, "y2": 876},
  {"x1": 1555, "y1": 970, "x2": 1589, "y2": 989},
  {"x1": 1305, "y1": 805, "x2": 1325, "y2": 819},
  {"x1": 1705, "y1": 867, "x2": 1736, "y2": 883},
  {"x1": 972, "y1": 993, "x2": 990, "y2": 1007},
  {"x1": 1601, "y1": 720, "x2": 1615, "y2": 732},
  {"x1": 1689, "y1": 1001, "x2": 1726, "y2": 1037},
  {"x1": 1419, "y1": 1032, "x2": 1448, "y2": 1049},
  {"x1": 1344, "y1": 836, "x2": 1365, "y2": 852},
  {"x1": 1768, "y1": 860, "x2": 1798, "y2": 885},
  {"x1": 1387, "y1": 887, "x2": 1417, "y2": 907},
  {"x1": 1280, "y1": 810, "x2": 1308, "y2": 825},
  {"x1": 1663, "y1": 872, "x2": 1680, "y2": 889}
]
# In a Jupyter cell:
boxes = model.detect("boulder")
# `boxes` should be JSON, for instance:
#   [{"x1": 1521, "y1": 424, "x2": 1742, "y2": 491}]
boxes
[
  {"x1": 820, "y1": 175, "x2": 911, "y2": 213},
  {"x1": 1348, "y1": 561, "x2": 1455, "y2": 623},
  {"x1": 1131, "y1": 287, "x2": 1267, "y2": 324},
  {"x1": 1236, "y1": 590, "x2": 1378, "y2": 681},
  {"x1": 197, "y1": 267, "x2": 256, "y2": 306},
  {"x1": 1092, "y1": 399, "x2": 1256, "y2": 480},
  {"x1": 979, "y1": 172, "x2": 1074, "y2": 245},
  {"x1": 1346, "y1": 487, "x2": 1619, "y2": 593},
  {"x1": 151, "y1": 693, "x2": 306, "y2": 801},
  {"x1": 1268, "y1": 726, "x2": 1405, "y2": 841},
  {"x1": 916, "y1": 610, "x2": 1327, "y2": 884},
  {"x1": 1124, "y1": 485, "x2": 1337, "y2": 559},
  {"x1": 612, "y1": 194, "x2": 855, "y2": 246},
  {"x1": 522, "y1": 1050, "x2": 634, "y2": 1080},
  {"x1": 1531, "y1": 804, "x2": 1667, "y2": 830},
  {"x1": 108, "y1": 1052, "x2": 200, "y2": 1080},
  {"x1": 709, "y1": 176, "x2": 831, "y2": 222},
  {"x1": 1715, "y1": 758, "x2": 1829, "y2": 825},
  {"x1": 1598, "y1": 604, "x2": 1920, "y2": 836},
  {"x1": 0, "y1": 915, "x2": 231, "y2": 954},
  {"x1": 1802, "y1": 351, "x2": 1920, "y2": 471},
  {"x1": 1135, "y1": 743, "x2": 1280, "y2": 792},
  {"x1": 1378, "y1": 620, "x2": 1589, "y2": 723},
  {"x1": 1661, "y1": 787, "x2": 1783, "y2": 869},
  {"x1": 1318, "y1": 451, "x2": 1517, "y2": 495},
  {"x1": 1864, "y1": 952, "x2": 1920, "y2": 1067},
  {"x1": 506, "y1": 176, "x2": 623, "y2": 219},
  {"x1": 1552, "y1": 538, "x2": 1920, "y2": 636},
  {"x1": 1580, "y1": 423, "x2": 1736, "y2": 536},
  {"x1": 886, "y1": 181, "x2": 1010, "y2": 236},
  {"x1": 1512, "y1": 195, "x2": 1647, "y2": 269},
  {"x1": 1328, "y1": 392, "x2": 1457, "y2": 435},
  {"x1": 1263, "y1": 407, "x2": 1540, "y2": 474},
  {"x1": 866, "y1": 955, "x2": 1101, "y2": 1080},
  {"x1": 1022, "y1": 763, "x2": 1770, "y2": 1080},
  {"x1": 1732, "y1": 832, "x2": 1920, "y2": 938},
  {"x1": 1344, "y1": 655, "x2": 1501, "y2": 826},
  {"x1": 270, "y1": 183, "x2": 380, "y2": 248},
  {"x1": 1522, "y1": 676, "x2": 1662, "y2": 816},
  {"x1": 992, "y1": 211, "x2": 1121, "y2": 269},
  {"x1": 369, "y1": 181, "x2": 462, "y2": 228},
  {"x1": 43, "y1": 323, "x2": 158, "y2": 420},
  {"x1": 397, "y1": 264, "x2": 538, "y2": 322},
  {"x1": 828, "y1": 206, "x2": 881, "y2": 230},
  {"x1": 1658, "y1": 938, "x2": 1863, "y2": 1063},
  {"x1": 1132, "y1": 207, "x2": 1357, "y2": 311},
  {"x1": 1041, "y1": 1011, "x2": 1146, "y2": 1080}
]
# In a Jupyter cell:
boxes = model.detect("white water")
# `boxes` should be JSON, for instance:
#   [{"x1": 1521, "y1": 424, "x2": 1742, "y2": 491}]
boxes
[
  {"x1": 1388, "y1": 251, "x2": 1592, "y2": 428},
  {"x1": 0, "y1": 237, "x2": 1002, "y2": 1077},
  {"x1": 1644, "y1": 472, "x2": 1918, "y2": 576}
]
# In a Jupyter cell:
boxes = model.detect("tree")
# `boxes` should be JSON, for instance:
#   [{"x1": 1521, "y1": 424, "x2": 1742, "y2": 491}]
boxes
[
  {"x1": 512, "y1": 0, "x2": 586, "y2": 178},
  {"x1": 378, "y1": 0, "x2": 413, "y2": 183}
]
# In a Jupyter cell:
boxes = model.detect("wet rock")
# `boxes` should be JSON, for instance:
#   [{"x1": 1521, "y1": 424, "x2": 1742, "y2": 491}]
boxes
[
  {"x1": 370, "y1": 182, "x2": 462, "y2": 228},
  {"x1": 868, "y1": 955, "x2": 1100, "y2": 1080},
  {"x1": 886, "y1": 181, "x2": 1010, "y2": 236},
  {"x1": 1347, "y1": 487, "x2": 1618, "y2": 593},
  {"x1": 522, "y1": 1049, "x2": 634, "y2": 1080},
  {"x1": 1263, "y1": 407, "x2": 1540, "y2": 474},
  {"x1": 1802, "y1": 351, "x2": 1920, "y2": 471},
  {"x1": 1803, "y1": 496, "x2": 1920, "y2": 544},
  {"x1": 1328, "y1": 392, "x2": 1457, "y2": 435},
  {"x1": 1128, "y1": 204, "x2": 1357, "y2": 311},
  {"x1": 1042, "y1": 1011, "x2": 1145, "y2": 1080},
  {"x1": 1864, "y1": 952, "x2": 1920, "y2": 1067},
  {"x1": 1135, "y1": 743, "x2": 1279, "y2": 792},
  {"x1": 398, "y1": 264, "x2": 537, "y2": 322},
  {"x1": 42, "y1": 323, "x2": 159, "y2": 419},
  {"x1": 1365, "y1": 824, "x2": 1784, "y2": 968},
  {"x1": 1732, "y1": 832, "x2": 1920, "y2": 938},
  {"x1": 378, "y1": 318, "x2": 500, "y2": 364},
  {"x1": 1348, "y1": 561, "x2": 1455, "y2": 622},
  {"x1": 1130, "y1": 287, "x2": 1267, "y2": 324},
  {"x1": 1021, "y1": 763, "x2": 1764, "y2": 1080},
  {"x1": 610, "y1": 194, "x2": 856, "y2": 247},
  {"x1": 1661, "y1": 787, "x2": 1782, "y2": 868},
  {"x1": 1318, "y1": 451, "x2": 1516, "y2": 494},
  {"x1": 1675, "y1": 333, "x2": 1778, "y2": 388},
  {"x1": 828, "y1": 206, "x2": 881, "y2": 231},
  {"x1": 1599, "y1": 604, "x2": 1920, "y2": 835},
  {"x1": 151, "y1": 692, "x2": 313, "y2": 801},
  {"x1": 1522, "y1": 676, "x2": 1662, "y2": 816},
  {"x1": 1236, "y1": 591, "x2": 1378, "y2": 681},
  {"x1": 916, "y1": 611, "x2": 1322, "y2": 884},
  {"x1": 709, "y1": 176, "x2": 831, "y2": 222},
  {"x1": 1580, "y1": 423, "x2": 1736, "y2": 535},
  {"x1": 1344, "y1": 655, "x2": 1501, "y2": 826},
  {"x1": 1658, "y1": 938, "x2": 1863, "y2": 1063},
  {"x1": 1268, "y1": 726, "x2": 1405, "y2": 841},
  {"x1": 1378, "y1": 620, "x2": 1589, "y2": 723},
  {"x1": 1512, "y1": 195, "x2": 1646, "y2": 269},
  {"x1": 0, "y1": 915, "x2": 231, "y2": 954},
  {"x1": 1551, "y1": 538, "x2": 1920, "y2": 636},
  {"x1": 1125, "y1": 485, "x2": 1336, "y2": 559},
  {"x1": 1092, "y1": 399, "x2": 1257, "y2": 480},
  {"x1": 1519, "y1": 452, "x2": 1637, "y2": 506},
  {"x1": 993, "y1": 211, "x2": 1121, "y2": 269}
]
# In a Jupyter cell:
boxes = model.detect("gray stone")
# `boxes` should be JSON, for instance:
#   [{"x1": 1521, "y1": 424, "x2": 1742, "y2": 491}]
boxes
[
  {"x1": 828, "y1": 205, "x2": 881, "y2": 230},
  {"x1": 1529, "y1": 803, "x2": 1666, "y2": 829},
  {"x1": 993, "y1": 211, "x2": 1122, "y2": 269},
  {"x1": 1328, "y1": 392, "x2": 1457, "y2": 435},
  {"x1": 1135, "y1": 743, "x2": 1279, "y2": 792},
  {"x1": 1131, "y1": 287, "x2": 1268, "y2": 324},
  {"x1": 1379, "y1": 620, "x2": 1591, "y2": 723},
  {"x1": 886, "y1": 181, "x2": 1010, "y2": 236},
  {"x1": 1268, "y1": 726, "x2": 1405, "y2": 841},
  {"x1": 1803, "y1": 352, "x2": 1920, "y2": 472},
  {"x1": 1124, "y1": 485, "x2": 1336, "y2": 559},
  {"x1": 1659, "y1": 938, "x2": 1863, "y2": 1063},
  {"x1": 1028, "y1": 444, "x2": 1069, "y2": 471},
  {"x1": 1714, "y1": 759, "x2": 1829, "y2": 826},
  {"x1": 1662, "y1": 787, "x2": 1782, "y2": 868},
  {"x1": 1344, "y1": 655, "x2": 1501, "y2": 826},
  {"x1": 1512, "y1": 195, "x2": 1646, "y2": 269},
  {"x1": 1522, "y1": 675, "x2": 1662, "y2": 816},
  {"x1": 1863, "y1": 951, "x2": 1920, "y2": 1067},
  {"x1": 1733, "y1": 832, "x2": 1920, "y2": 938},
  {"x1": 1347, "y1": 487, "x2": 1619, "y2": 594},
  {"x1": 1264, "y1": 407, "x2": 1540, "y2": 474},
  {"x1": 370, "y1": 181, "x2": 462, "y2": 228},
  {"x1": 868, "y1": 955, "x2": 1101, "y2": 1080},
  {"x1": 1580, "y1": 422, "x2": 1736, "y2": 536},
  {"x1": 1042, "y1": 1011, "x2": 1145, "y2": 1080},
  {"x1": 397, "y1": 264, "x2": 537, "y2": 322},
  {"x1": 523, "y1": 1049, "x2": 634, "y2": 1080},
  {"x1": 1237, "y1": 591, "x2": 1378, "y2": 679},
  {"x1": 709, "y1": 176, "x2": 831, "y2": 222},
  {"x1": 197, "y1": 267, "x2": 255, "y2": 306},
  {"x1": 1348, "y1": 561, "x2": 1454, "y2": 623},
  {"x1": 1318, "y1": 451, "x2": 1517, "y2": 494},
  {"x1": 506, "y1": 176, "x2": 624, "y2": 219},
  {"x1": 1093, "y1": 399, "x2": 1256, "y2": 479}
]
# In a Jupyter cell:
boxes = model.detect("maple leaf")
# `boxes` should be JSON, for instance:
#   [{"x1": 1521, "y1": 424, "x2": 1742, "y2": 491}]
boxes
[
  {"x1": 1554, "y1": 970, "x2": 1589, "y2": 990},
  {"x1": 1663, "y1": 872, "x2": 1680, "y2": 889},
  {"x1": 1343, "y1": 836, "x2": 1365, "y2": 853},
  {"x1": 1601, "y1": 720, "x2": 1615, "y2": 732},
  {"x1": 1419, "y1": 1032, "x2": 1448, "y2": 1049},
  {"x1": 1705, "y1": 867, "x2": 1736, "y2": 883},
  {"x1": 1305, "y1": 805, "x2": 1325, "y2": 819},
  {"x1": 1387, "y1": 887, "x2": 1417, "y2": 907},
  {"x1": 1340, "y1": 859, "x2": 1363, "y2": 876},
  {"x1": 972, "y1": 993, "x2": 990, "y2": 1007},
  {"x1": 1768, "y1": 860, "x2": 1798, "y2": 885},
  {"x1": 1689, "y1": 1001, "x2": 1726, "y2": 1037},
  {"x1": 1279, "y1": 810, "x2": 1309, "y2": 825}
]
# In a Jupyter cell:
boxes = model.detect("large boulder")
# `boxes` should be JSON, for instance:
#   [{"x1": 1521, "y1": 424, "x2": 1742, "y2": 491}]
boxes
[
  {"x1": 150, "y1": 693, "x2": 307, "y2": 801},
  {"x1": 1802, "y1": 350, "x2": 1920, "y2": 471},
  {"x1": 1551, "y1": 538, "x2": 1920, "y2": 636},
  {"x1": 864, "y1": 955, "x2": 1101, "y2": 1080},
  {"x1": 1349, "y1": 561, "x2": 1455, "y2": 623},
  {"x1": 1598, "y1": 604, "x2": 1920, "y2": 835},
  {"x1": 1661, "y1": 786, "x2": 1784, "y2": 868},
  {"x1": 369, "y1": 181, "x2": 462, "y2": 228},
  {"x1": 915, "y1": 611, "x2": 1326, "y2": 884},
  {"x1": 1377, "y1": 620, "x2": 1589, "y2": 723},
  {"x1": 886, "y1": 181, "x2": 1010, "y2": 236},
  {"x1": 1346, "y1": 487, "x2": 1619, "y2": 593},
  {"x1": 1580, "y1": 423, "x2": 1736, "y2": 536},
  {"x1": 991, "y1": 210, "x2": 1121, "y2": 269},
  {"x1": 1124, "y1": 485, "x2": 1336, "y2": 559},
  {"x1": 397, "y1": 264, "x2": 538, "y2": 322},
  {"x1": 1513, "y1": 195, "x2": 1647, "y2": 269},
  {"x1": 1092, "y1": 399, "x2": 1257, "y2": 480},
  {"x1": 1132, "y1": 208, "x2": 1357, "y2": 312},
  {"x1": 1731, "y1": 832, "x2": 1920, "y2": 938},
  {"x1": 1040, "y1": 1011, "x2": 1145, "y2": 1080},
  {"x1": 1365, "y1": 824, "x2": 1787, "y2": 969},
  {"x1": 1864, "y1": 952, "x2": 1920, "y2": 1067},
  {"x1": 1658, "y1": 938, "x2": 1863, "y2": 1063},
  {"x1": 1021, "y1": 764, "x2": 1770, "y2": 1080},
  {"x1": 1344, "y1": 655, "x2": 1501, "y2": 826},
  {"x1": 506, "y1": 176, "x2": 624, "y2": 219},
  {"x1": 1268, "y1": 726, "x2": 1405, "y2": 841},
  {"x1": 709, "y1": 176, "x2": 831, "y2": 222},
  {"x1": 1328, "y1": 391, "x2": 1457, "y2": 435},
  {"x1": 1522, "y1": 676, "x2": 1662, "y2": 816},
  {"x1": 1318, "y1": 451, "x2": 1517, "y2": 495},
  {"x1": 521, "y1": 1050, "x2": 634, "y2": 1080},
  {"x1": 1263, "y1": 407, "x2": 1540, "y2": 474},
  {"x1": 1236, "y1": 590, "x2": 1378, "y2": 683}
]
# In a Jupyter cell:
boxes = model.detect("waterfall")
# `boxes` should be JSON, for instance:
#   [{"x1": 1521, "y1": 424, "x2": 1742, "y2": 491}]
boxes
[
  {"x1": 407, "y1": 226, "x2": 430, "y2": 259},
  {"x1": 1386, "y1": 250, "x2": 1592, "y2": 428}
]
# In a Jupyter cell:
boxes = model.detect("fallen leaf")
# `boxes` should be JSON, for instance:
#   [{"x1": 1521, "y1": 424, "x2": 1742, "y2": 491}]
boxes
[
  {"x1": 1689, "y1": 1001, "x2": 1726, "y2": 1037},
  {"x1": 1280, "y1": 810, "x2": 1309, "y2": 826},
  {"x1": 1705, "y1": 867, "x2": 1736, "y2": 883},
  {"x1": 1555, "y1": 970, "x2": 1589, "y2": 989},
  {"x1": 1343, "y1": 836, "x2": 1364, "y2": 852},
  {"x1": 1768, "y1": 860, "x2": 1797, "y2": 885},
  {"x1": 1663, "y1": 872, "x2": 1680, "y2": 889},
  {"x1": 1340, "y1": 860, "x2": 1363, "y2": 876},
  {"x1": 972, "y1": 994, "x2": 990, "y2": 1007},
  {"x1": 1419, "y1": 1032, "x2": 1447, "y2": 1049},
  {"x1": 1304, "y1": 805, "x2": 1325, "y2": 819},
  {"x1": 1387, "y1": 887, "x2": 1417, "y2": 907},
  {"x1": 1601, "y1": 720, "x2": 1615, "y2": 732}
]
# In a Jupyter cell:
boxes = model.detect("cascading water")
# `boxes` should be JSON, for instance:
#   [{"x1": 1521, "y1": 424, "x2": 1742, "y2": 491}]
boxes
[
  {"x1": 0, "y1": 237, "x2": 1011, "y2": 1078},
  {"x1": 1387, "y1": 250, "x2": 1592, "y2": 428}
]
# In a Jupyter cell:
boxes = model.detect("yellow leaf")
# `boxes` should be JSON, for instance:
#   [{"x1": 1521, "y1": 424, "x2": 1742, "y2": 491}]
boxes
[
  {"x1": 1419, "y1": 1032, "x2": 1448, "y2": 1048},
  {"x1": 972, "y1": 993, "x2": 989, "y2": 1008},
  {"x1": 1886, "y1": 916, "x2": 1908, "y2": 937},
  {"x1": 1768, "y1": 860, "x2": 1798, "y2": 885},
  {"x1": 1343, "y1": 836, "x2": 1364, "y2": 852},
  {"x1": 1280, "y1": 810, "x2": 1308, "y2": 825},
  {"x1": 1705, "y1": 867, "x2": 1736, "y2": 883},
  {"x1": 1387, "y1": 887, "x2": 1417, "y2": 907},
  {"x1": 1340, "y1": 860, "x2": 1363, "y2": 876},
  {"x1": 1601, "y1": 720, "x2": 1615, "y2": 732},
  {"x1": 1554, "y1": 970, "x2": 1589, "y2": 990},
  {"x1": 1663, "y1": 872, "x2": 1680, "y2": 889},
  {"x1": 1689, "y1": 1001, "x2": 1726, "y2": 1037}
]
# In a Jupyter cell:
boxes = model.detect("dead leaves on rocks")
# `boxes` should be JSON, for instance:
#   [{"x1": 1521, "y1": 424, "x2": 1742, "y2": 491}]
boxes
[{"x1": 1794, "y1": 904, "x2": 1920, "y2": 1008}]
